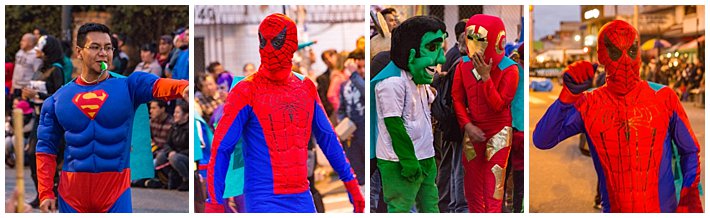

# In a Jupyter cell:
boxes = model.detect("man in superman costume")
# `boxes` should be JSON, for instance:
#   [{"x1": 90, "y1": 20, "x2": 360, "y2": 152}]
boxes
[
  {"x1": 205, "y1": 13, "x2": 364, "y2": 213},
  {"x1": 36, "y1": 23, "x2": 189, "y2": 213},
  {"x1": 370, "y1": 16, "x2": 446, "y2": 213},
  {"x1": 533, "y1": 20, "x2": 703, "y2": 213},
  {"x1": 451, "y1": 14, "x2": 519, "y2": 213}
]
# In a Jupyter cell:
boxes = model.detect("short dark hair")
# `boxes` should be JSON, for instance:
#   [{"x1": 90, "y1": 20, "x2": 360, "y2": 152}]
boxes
[
  {"x1": 391, "y1": 16, "x2": 447, "y2": 71},
  {"x1": 40, "y1": 35, "x2": 64, "y2": 67},
  {"x1": 207, "y1": 62, "x2": 222, "y2": 73},
  {"x1": 381, "y1": 8, "x2": 397, "y2": 17},
  {"x1": 175, "y1": 100, "x2": 189, "y2": 114},
  {"x1": 160, "y1": 35, "x2": 173, "y2": 45},
  {"x1": 110, "y1": 36, "x2": 120, "y2": 56},
  {"x1": 34, "y1": 27, "x2": 48, "y2": 35},
  {"x1": 140, "y1": 43, "x2": 158, "y2": 55},
  {"x1": 77, "y1": 23, "x2": 111, "y2": 48},
  {"x1": 348, "y1": 49, "x2": 365, "y2": 60},
  {"x1": 199, "y1": 73, "x2": 215, "y2": 85},
  {"x1": 150, "y1": 100, "x2": 168, "y2": 108},
  {"x1": 455, "y1": 19, "x2": 468, "y2": 37},
  {"x1": 115, "y1": 33, "x2": 127, "y2": 42}
]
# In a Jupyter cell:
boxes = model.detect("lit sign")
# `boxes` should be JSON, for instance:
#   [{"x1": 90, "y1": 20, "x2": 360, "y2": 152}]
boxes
[{"x1": 584, "y1": 9, "x2": 600, "y2": 20}]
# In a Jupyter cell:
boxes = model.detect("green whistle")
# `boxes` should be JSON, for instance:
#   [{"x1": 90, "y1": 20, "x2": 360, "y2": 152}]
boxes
[{"x1": 100, "y1": 61, "x2": 108, "y2": 72}]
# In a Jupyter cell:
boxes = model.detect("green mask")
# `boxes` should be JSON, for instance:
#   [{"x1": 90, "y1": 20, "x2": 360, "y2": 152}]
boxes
[{"x1": 407, "y1": 30, "x2": 446, "y2": 85}]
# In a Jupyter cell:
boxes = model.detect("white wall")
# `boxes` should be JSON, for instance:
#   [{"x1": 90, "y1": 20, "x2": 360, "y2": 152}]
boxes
[
  {"x1": 484, "y1": 5, "x2": 524, "y2": 43},
  {"x1": 438, "y1": 5, "x2": 523, "y2": 50}
]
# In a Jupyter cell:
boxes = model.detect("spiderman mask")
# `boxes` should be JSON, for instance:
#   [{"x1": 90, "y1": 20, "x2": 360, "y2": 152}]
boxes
[
  {"x1": 258, "y1": 13, "x2": 298, "y2": 82},
  {"x1": 597, "y1": 20, "x2": 641, "y2": 95}
]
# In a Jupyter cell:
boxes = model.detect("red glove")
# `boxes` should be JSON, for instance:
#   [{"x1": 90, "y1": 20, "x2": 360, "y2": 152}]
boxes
[
  {"x1": 676, "y1": 187, "x2": 703, "y2": 213},
  {"x1": 343, "y1": 179, "x2": 364, "y2": 213},
  {"x1": 204, "y1": 201, "x2": 224, "y2": 213},
  {"x1": 560, "y1": 60, "x2": 595, "y2": 104}
]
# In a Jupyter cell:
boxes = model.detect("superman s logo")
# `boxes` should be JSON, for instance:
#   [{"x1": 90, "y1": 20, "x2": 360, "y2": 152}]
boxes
[{"x1": 73, "y1": 90, "x2": 109, "y2": 119}]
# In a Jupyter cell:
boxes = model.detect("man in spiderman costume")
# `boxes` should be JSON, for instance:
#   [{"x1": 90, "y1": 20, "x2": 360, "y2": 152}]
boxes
[
  {"x1": 205, "y1": 13, "x2": 364, "y2": 213},
  {"x1": 451, "y1": 14, "x2": 519, "y2": 213},
  {"x1": 533, "y1": 20, "x2": 703, "y2": 213},
  {"x1": 371, "y1": 16, "x2": 446, "y2": 213},
  {"x1": 36, "y1": 23, "x2": 188, "y2": 213}
]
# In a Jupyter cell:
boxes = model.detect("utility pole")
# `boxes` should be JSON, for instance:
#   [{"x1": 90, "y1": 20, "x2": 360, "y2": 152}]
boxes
[{"x1": 61, "y1": 6, "x2": 73, "y2": 42}]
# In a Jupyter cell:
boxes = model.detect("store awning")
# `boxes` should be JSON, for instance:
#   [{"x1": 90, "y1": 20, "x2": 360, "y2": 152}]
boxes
[{"x1": 678, "y1": 35, "x2": 704, "y2": 52}]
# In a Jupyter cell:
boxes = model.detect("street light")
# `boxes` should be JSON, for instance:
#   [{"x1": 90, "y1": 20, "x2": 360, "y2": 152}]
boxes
[
  {"x1": 574, "y1": 35, "x2": 581, "y2": 42},
  {"x1": 584, "y1": 35, "x2": 595, "y2": 46},
  {"x1": 536, "y1": 55, "x2": 545, "y2": 63},
  {"x1": 584, "y1": 8, "x2": 600, "y2": 20},
  {"x1": 583, "y1": 47, "x2": 589, "y2": 53}
]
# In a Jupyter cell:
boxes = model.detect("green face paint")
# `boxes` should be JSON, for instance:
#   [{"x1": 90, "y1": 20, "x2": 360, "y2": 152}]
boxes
[{"x1": 407, "y1": 30, "x2": 446, "y2": 85}]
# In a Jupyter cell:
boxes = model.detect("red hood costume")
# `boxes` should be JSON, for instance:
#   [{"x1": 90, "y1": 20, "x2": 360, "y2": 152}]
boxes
[
  {"x1": 451, "y1": 14, "x2": 519, "y2": 212},
  {"x1": 533, "y1": 20, "x2": 703, "y2": 213},
  {"x1": 205, "y1": 13, "x2": 364, "y2": 213}
]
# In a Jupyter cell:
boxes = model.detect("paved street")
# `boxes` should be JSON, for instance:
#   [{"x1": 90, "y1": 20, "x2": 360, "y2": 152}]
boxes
[
  {"x1": 5, "y1": 167, "x2": 189, "y2": 213},
  {"x1": 315, "y1": 174, "x2": 356, "y2": 213},
  {"x1": 529, "y1": 80, "x2": 705, "y2": 212}
]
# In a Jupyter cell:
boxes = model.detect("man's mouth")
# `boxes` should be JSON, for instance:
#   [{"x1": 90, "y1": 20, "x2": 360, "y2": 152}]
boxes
[{"x1": 425, "y1": 66, "x2": 436, "y2": 75}]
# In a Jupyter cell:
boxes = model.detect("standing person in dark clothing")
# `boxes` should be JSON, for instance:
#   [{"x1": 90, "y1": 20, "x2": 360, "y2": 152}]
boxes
[
  {"x1": 339, "y1": 50, "x2": 366, "y2": 192},
  {"x1": 316, "y1": 49, "x2": 339, "y2": 117},
  {"x1": 25, "y1": 35, "x2": 65, "y2": 100},
  {"x1": 440, "y1": 19, "x2": 467, "y2": 75},
  {"x1": 24, "y1": 35, "x2": 66, "y2": 208},
  {"x1": 431, "y1": 19, "x2": 468, "y2": 213},
  {"x1": 112, "y1": 33, "x2": 130, "y2": 75},
  {"x1": 110, "y1": 36, "x2": 125, "y2": 74}
]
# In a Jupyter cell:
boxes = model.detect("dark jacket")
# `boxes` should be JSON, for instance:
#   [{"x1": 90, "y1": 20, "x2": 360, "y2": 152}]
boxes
[
  {"x1": 316, "y1": 69, "x2": 333, "y2": 116},
  {"x1": 167, "y1": 121, "x2": 189, "y2": 155}
]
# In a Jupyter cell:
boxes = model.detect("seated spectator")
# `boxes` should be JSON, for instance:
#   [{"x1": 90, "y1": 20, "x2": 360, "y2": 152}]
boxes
[
  {"x1": 167, "y1": 101, "x2": 189, "y2": 191},
  {"x1": 134, "y1": 43, "x2": 163, "y2": 77},
  {"x1": 195, "y1": 74, "x2": 227, "y2": 121}
]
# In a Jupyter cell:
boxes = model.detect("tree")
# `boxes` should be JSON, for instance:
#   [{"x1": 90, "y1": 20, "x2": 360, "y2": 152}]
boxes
[
  {"x1": 5, "y1": 6, "x2": 62, "y2": 60},
  {"x1": 5, "y1": 5, "x2": 188, "y2": 72}
]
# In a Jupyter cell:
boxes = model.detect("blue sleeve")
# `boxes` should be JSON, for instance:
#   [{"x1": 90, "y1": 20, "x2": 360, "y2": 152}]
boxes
[
  {"x1": 207, "y1": 87, "x2": 250, "y2": 205},
  {"x1": 667, "y1": 91, "x2": 703, "y2": 210},
  {"x1": 312, "y1": 101, "x2": 355, "y2": 182},
  {"x1": 532, "y1": 100, "x2": 585, "y2": 149},
  {"x1": 127, "y1": 72, "x2": 160, "y2": 105},
  {"x1": 36, "y1": 97, "x2": 64, "y2": 155},
  {"x1": 669, "y1": 99, "x2": 701, "y2": 189}
]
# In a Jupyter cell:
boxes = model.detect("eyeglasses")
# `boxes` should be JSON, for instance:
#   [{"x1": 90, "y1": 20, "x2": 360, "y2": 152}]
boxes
[{"x1": 83, "y1": 45, "x2": 115, "y2": 53}]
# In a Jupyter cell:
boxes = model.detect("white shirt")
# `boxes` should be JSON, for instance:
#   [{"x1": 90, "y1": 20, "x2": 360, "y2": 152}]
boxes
[
  {"x1": 12, "y1": 49, "x2": 43, "y2": 89},
  {"x1": 375, "y1": 69, "x2": 436, "y2": 161}
]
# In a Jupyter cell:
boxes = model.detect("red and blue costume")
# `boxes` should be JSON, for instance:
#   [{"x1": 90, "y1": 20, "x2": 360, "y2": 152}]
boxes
[
  {"x1": 36, "y1": 72, "x2": 187, "y2": 213},
  {"x1": 205, "y1": 13, "x2": 364, "y2": 213},
  {"x1": 533, "y1": 20, "x2": 702, "y2": 213}
]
